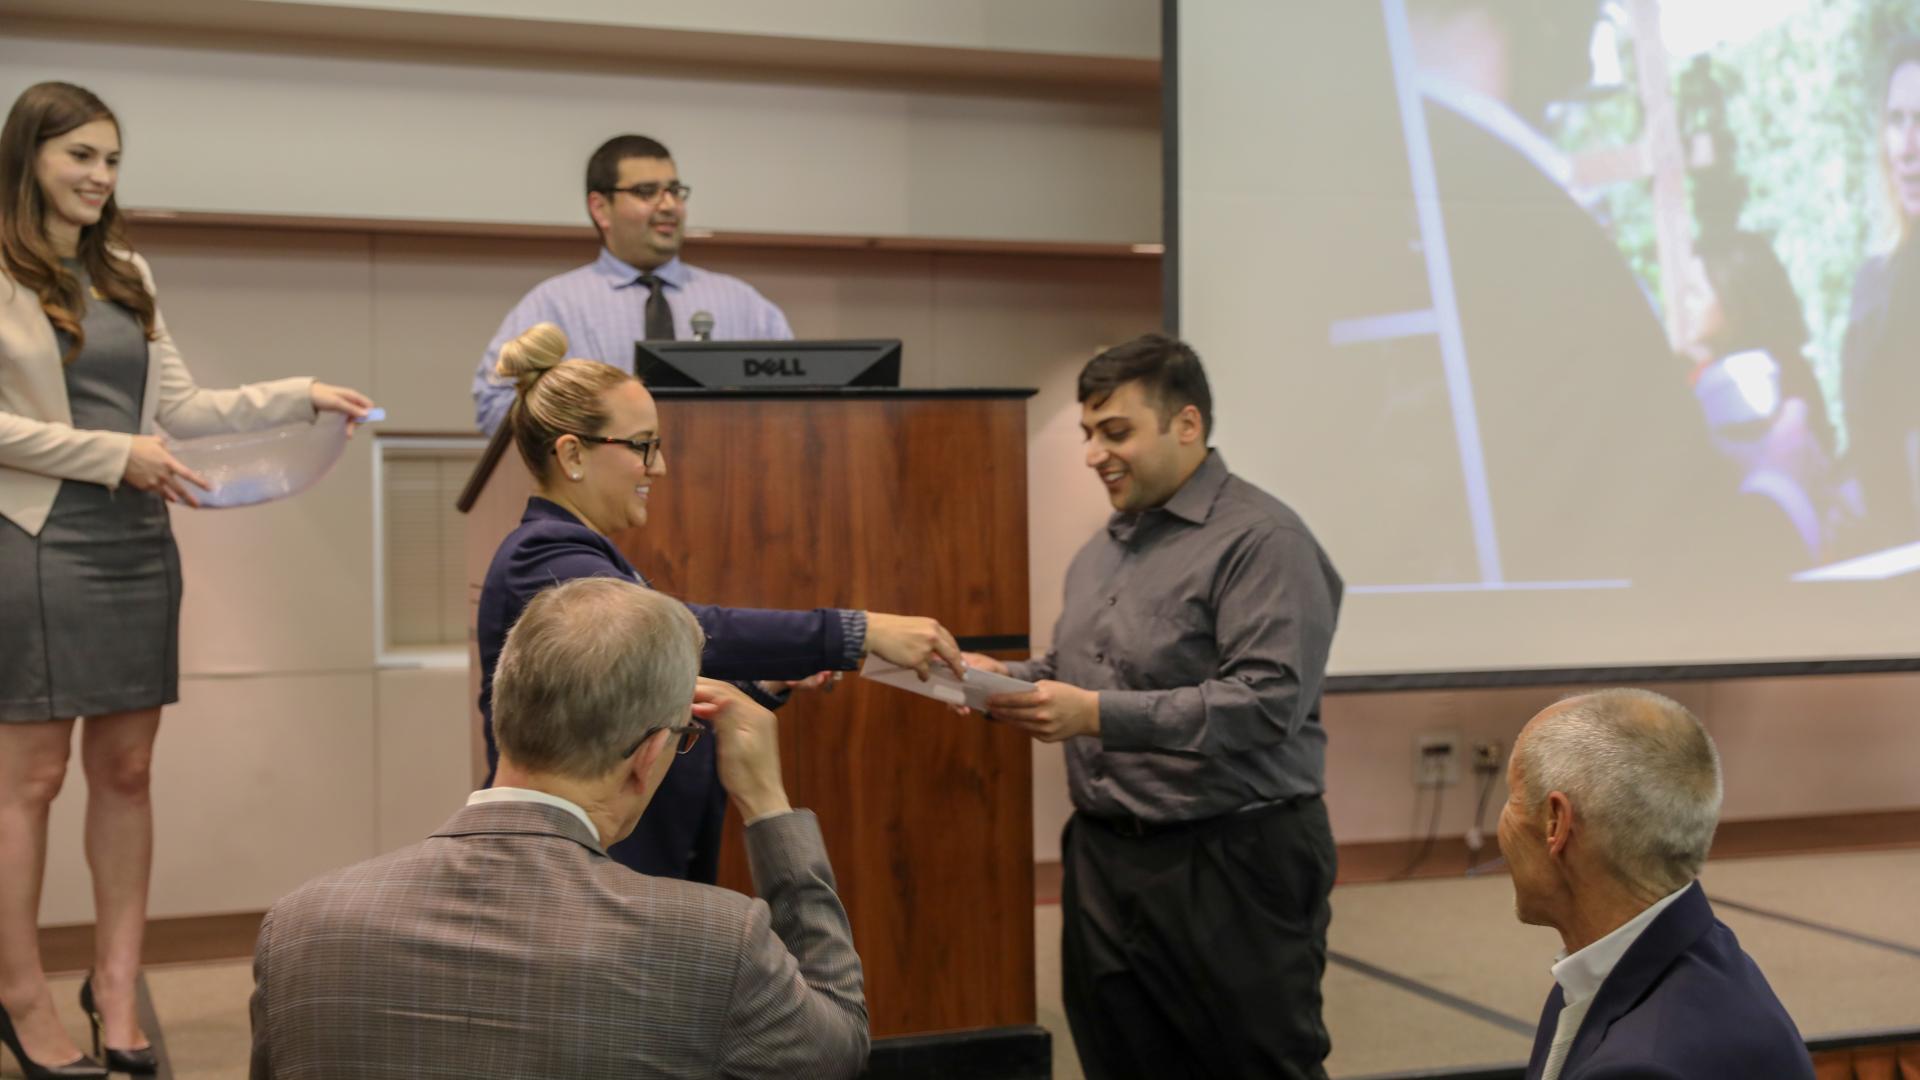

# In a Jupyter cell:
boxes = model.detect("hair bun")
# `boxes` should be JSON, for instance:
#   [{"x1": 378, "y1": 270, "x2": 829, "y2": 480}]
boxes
[{"x1": 495, "y1": 322, "x2": 571, "y2": 391}]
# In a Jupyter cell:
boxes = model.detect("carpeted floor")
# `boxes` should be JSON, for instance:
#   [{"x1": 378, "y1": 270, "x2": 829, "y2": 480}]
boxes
[{"x1": 10, "y1": 850, "x2": 1917, "y2": 1079}]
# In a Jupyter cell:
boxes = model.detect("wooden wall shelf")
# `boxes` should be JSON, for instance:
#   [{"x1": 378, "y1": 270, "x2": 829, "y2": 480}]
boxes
[{"x1": 124, "y1": 208, "x2": 1162, "y2": 261}]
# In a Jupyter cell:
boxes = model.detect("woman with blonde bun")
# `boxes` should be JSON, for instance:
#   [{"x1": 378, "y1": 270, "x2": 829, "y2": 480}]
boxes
[
  {"x1": 0, "y1": 82, "x2": 372, "y2": 1080},
  {"x1": 476, "y1": 322, "x2": 964, "y2": 882}
]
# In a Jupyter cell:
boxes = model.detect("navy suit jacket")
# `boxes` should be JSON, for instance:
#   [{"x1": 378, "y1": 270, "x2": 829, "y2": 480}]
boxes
[
  {"x1": 474, "y1": 497, "x2": 857, "y2": 880},
  {"x1": 1524, "y1": 882, "x2": 1814, "y2": 1080},
  {"x1": 477, "y1": 498, "x2": 853, "y2": 726}
]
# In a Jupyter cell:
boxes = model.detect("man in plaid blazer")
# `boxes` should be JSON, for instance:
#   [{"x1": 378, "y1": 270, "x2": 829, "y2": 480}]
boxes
[{"x1": 249, "y1": 578, "x2": 868, "y2": 1079}]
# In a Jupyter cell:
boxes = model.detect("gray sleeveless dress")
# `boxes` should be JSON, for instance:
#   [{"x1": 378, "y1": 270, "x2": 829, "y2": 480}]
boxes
[{"x1": 0, "y1": 262, "x2": 181, "y2": 722}]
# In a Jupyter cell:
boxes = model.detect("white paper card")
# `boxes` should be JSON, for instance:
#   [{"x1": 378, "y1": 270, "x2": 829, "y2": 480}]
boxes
[{"x1": 859, "y1": 656, "x2": 1037, "y2": 711}]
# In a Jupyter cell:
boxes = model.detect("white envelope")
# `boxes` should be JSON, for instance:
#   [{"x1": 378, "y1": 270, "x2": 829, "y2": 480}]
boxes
[{"x1": 859, "y1": 656, "x2": 1037, "y2": 711}]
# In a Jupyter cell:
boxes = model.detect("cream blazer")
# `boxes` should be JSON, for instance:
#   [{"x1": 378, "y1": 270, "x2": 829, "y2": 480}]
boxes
[{"x1": 0, "y1": 251, "x2": 315, "y2": 536}]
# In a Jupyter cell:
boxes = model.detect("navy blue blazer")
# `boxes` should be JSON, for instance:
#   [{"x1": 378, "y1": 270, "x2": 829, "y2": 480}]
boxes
[
  {"x1": 476, "y1": 498, "x2": 859, "y2": 770},
  {"x1": 1524, "y1": 882, "x2": 1814, "y2": 1080}
]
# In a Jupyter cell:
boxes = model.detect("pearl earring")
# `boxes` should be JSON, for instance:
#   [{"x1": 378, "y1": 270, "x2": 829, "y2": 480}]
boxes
[{"x1": 571, "y1": 472, "x2": 583, "y2": 481}]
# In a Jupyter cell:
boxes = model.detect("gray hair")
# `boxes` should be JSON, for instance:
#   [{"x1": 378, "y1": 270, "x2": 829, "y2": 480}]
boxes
[
  {"x1": 1517, "y1": 688, "x2": 1723, "y2": 896},
  {"x1": 491, "y1": 577, "x2": 704, "y2": 779}
]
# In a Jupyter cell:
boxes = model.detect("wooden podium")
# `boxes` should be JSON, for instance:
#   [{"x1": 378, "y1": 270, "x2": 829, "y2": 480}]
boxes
[{"x1": 460, "y1": 389, "x2": 1038, "y2": 1043}]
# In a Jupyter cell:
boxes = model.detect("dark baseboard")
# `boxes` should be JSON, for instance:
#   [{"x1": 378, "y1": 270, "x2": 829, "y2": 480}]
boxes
[
  {"x1": 39, "y1": 810, "x2": 1920, "y2": 966},
  {"x1": 41, "y1": 911, "x2": 264, "y2": 975},
  {"x1": 864, "y1": 1025, "x2": 1050, "y2": 1080},
  {"x1": 1036, "y1": 807, "x2": 1920, "y2": 902}
]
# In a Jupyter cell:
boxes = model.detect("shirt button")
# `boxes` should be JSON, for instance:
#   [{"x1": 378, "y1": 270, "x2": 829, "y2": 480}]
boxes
[
  {"x1": 1094, "y1": 652, "x2": 1106, "y2": 664},
  {"x1": 1106, "y1": 596, "x2": 1117, "y2": 606}
]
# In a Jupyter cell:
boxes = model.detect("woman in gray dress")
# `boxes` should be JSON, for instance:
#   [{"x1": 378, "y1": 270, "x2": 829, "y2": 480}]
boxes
[{"x1": 0, "y1": 82, "x2": 372, "y2": 1079}]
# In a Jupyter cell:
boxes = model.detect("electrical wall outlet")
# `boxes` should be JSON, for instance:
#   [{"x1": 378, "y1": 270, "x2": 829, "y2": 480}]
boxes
[
  {"x1": 1413, "y1": 732, "x2": 1460, "y2": 787},
  {"x1": 1472, "y1": 741, "x2": 1504, "y2": 775}
]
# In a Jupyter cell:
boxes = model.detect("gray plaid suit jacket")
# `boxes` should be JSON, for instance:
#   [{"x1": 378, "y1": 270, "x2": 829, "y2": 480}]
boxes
[{"x1": 250, "y1": 801, "x2": 867, "y2": 1079}]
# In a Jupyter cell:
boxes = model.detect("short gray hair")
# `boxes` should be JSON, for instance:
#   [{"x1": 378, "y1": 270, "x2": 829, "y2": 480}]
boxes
[
  {"x1": 1517, "y1": 688, "x2": 1723, "y2": 895},
  {"x1": 491, "y1": 577, "x2": 704, "y2": 779}
]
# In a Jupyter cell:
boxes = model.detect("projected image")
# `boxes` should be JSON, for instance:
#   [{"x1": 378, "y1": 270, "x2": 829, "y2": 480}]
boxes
[{"x1": 1344, "y1": 0, "x2": 1920, "y2": 588}]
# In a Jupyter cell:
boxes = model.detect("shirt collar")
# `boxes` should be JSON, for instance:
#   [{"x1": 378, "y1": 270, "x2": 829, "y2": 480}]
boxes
[
  {"x1": 467, "y1": 786, "x2": 600, "y2": 843},
  {"x1": 1550, "y1": 884, "x2": 1692, "y2": 1008},
  {"x1": 593, "y1": 247, "x2": 690, "y2": 290},
  {"x1": 1163, "y1": 449, "x2": 1230, "y2": 524},
  {"x1": 1108, "y1": 449, "x2": 1230, "y2": 540},
  {"x1": 524, "y1": 495, "x2": 583, "y2": 526},
  {"x1": 520, "y1": 498, "x2": 647, "y2": 583}
]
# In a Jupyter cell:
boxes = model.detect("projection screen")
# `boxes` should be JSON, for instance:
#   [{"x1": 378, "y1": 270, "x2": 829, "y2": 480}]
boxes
[{"x1": 1172, "y1": 0, "x2": 1920, "y2": 680}]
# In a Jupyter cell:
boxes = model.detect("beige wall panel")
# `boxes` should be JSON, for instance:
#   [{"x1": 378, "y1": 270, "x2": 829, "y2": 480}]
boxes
[
  {"x1": 241, "y1": 0, "x2": 1161, "y2": 57},
  {"x1": 41, "y1": 672, "x2": 377, "y2": 924},
  {"x1": 131, "y1": 228, "x2": 378, "y2": 676},
  {"x1": 694, "y1": 247, "x2": 940, "y2": 383},
  {"x1": 1321, "y1": 684, "x2": 1568, "y2": 849},
  {"x1": 0, "y1": 33, "x2": 1159, "y2": 243},
  {"x1": 905, "y1": 94, "x2": 1161, "y2": 249},
  {"x1": 374, "y1": 667, "x2": 477, "y2": 853},
  {"x1": 927, "y1": 254, "x2": 1159, "y2": 860},
  {"x1": 1705, "y1": 674, "x2": 1920, "y2": 819},
  {"x1": 1317, "y1": 676, "x2": 1920, "y2": 847},
  {"x1": 1322, "y1": 683, "x2": 1582, "y2": 848},
  {"x1": 370, "y1": 235, "x2": 593, "y2": 431}
]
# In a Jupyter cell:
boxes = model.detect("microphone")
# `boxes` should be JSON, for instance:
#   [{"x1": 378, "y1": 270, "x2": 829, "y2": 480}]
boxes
[{"x1": 690, "y1": 311, "x2": 715, "y2": 341}]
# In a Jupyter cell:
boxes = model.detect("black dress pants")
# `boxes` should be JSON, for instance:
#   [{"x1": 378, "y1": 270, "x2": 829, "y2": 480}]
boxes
[{"x1": 1061, "y1": 796, "x2": 1336, "y2": 1080}]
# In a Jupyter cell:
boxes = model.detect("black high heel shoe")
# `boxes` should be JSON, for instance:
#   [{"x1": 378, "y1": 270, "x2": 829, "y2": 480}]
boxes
[
  {"x1": 0, "y1": 1000, "x2": 108, "y2": 1079},
  {"x1": 78, "y1": 975, "x2": 158, "y2": 1075}
]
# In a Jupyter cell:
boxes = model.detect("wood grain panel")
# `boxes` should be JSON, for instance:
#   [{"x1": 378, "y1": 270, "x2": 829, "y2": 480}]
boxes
[
  {"x1": 465, "y1": 393, "x2": 1036, "y2": 1037},
  {"x1": 612, "y1": 395, "x2": 1036, "y2": 1036}
]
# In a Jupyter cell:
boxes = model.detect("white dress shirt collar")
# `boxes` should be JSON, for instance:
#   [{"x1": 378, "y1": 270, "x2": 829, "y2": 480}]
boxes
[
  {"x1": 1550, "y1": 883, "x2": 1691, "y2": 1008},
  {"x1": 467, "y1": 786, "x2": 600, "y2": 843},
  {"x1": 593, "y1": 246, "x2": 690, "y2": 289}
]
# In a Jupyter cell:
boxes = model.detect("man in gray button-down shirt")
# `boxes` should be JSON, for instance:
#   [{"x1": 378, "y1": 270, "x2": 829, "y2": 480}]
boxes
[{"x1": 972, "y1": 333, "x2": 1342, "y2": 1079}]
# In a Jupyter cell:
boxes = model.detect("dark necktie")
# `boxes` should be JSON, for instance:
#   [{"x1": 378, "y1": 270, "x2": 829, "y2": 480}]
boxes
[{"x1": 638, "y1": 274, "x2": 675, "y2": 340}]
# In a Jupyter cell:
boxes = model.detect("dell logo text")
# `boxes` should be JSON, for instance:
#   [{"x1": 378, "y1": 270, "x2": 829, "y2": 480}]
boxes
[{"x1": 744, "y1": 357, "x2": 809, "y2": 377}]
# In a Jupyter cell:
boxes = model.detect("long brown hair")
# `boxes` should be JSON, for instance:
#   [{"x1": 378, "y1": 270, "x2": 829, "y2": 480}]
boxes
[
  {"x1": 1881, "y1": 36, "x2": 1920, "y2": 251},
  {"x1": 0, "y1": 81, "x2": 157, "y2": 363}
]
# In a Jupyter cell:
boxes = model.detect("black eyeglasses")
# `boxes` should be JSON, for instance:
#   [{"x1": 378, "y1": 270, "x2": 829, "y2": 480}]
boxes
[
  {"x1": 623, "y1": 719, "x2": 706, "y2": 760},
  {"x1": 562, "y1": 433, "x2": 661, "y2": 468},
  {"x1": 601, "y1": 181, "x2": 691, "y2": 204}
]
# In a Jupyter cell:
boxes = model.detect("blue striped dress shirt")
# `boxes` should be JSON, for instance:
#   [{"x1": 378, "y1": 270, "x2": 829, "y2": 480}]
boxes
[{"x1": 473, "y1": 248, "x2": 793, "y2": 432}]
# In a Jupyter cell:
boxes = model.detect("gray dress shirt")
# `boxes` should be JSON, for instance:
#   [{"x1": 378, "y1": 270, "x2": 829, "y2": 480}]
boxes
[{"x1": 1009, "y1": 451, "x2": 1343, "y2": 824}]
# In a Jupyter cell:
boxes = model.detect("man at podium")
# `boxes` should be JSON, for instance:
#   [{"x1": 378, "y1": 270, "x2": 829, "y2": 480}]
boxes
[{"x1": 473, "y1": 134, "x2": 792, "y2": 433}]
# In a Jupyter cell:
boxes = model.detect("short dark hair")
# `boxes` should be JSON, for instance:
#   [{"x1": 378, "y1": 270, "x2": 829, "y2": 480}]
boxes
[
  {"x1": 1077, "y1": 332, "x2": 1214, "y2": 438},
  {"x1": 585, "y1": 134, "x2": 673, "y2": 195}
]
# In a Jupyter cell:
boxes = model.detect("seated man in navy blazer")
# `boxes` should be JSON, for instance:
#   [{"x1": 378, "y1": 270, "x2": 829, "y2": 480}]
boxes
[{"x1": 1498, "y1": 688, "x2": 1814, "y2": 1080}]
